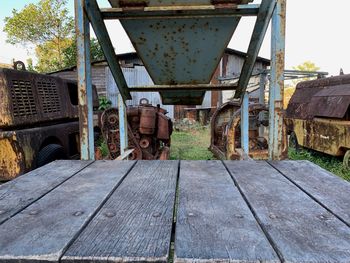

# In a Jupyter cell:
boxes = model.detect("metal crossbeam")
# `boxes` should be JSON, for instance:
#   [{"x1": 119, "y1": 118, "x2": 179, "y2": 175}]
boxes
[
  {"x1": 84, "y1": 0, "x2": 131, "y2": 101},
  {"x1": 100, "y1": 4, "x2": 260, "y2": 19},
  {"x1": 129, "y1": 83, "x2": 238, "y2": 92},
  {"x1": 234, "y1": 0, "x2": 277, "y2": 100}
]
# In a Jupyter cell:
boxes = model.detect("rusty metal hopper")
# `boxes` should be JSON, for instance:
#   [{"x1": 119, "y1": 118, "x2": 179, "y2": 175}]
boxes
[{"x1": 108, "y1": 0, "x2": 253, "y2": 104}]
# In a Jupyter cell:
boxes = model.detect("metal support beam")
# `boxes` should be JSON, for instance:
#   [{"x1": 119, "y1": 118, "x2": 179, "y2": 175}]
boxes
[
  {"x1": 241, "y1": 92, "x2": 249, "y2": 155},
  {"x1": 84, "y1": 0, "x2": 131, "y2": 101},
  {"x1": 259, "y1": 73, "x2": 267, "y2": 137},
  {"x1": 234, "y1": 0, "x2": 277, "y2": 100},
  {"x1": 129, "y1": 83, "x2": 238, "y2": 92},
  {"x1": 269, "y1": 0, "x2": 286, "y2": 160},
  {"x1": 118, "y1": 94, "x2": 128, "y2": 155},
  {"x1": 100, "y1": 4, "x2": 261, "y2": 20},
  {"x1": 75, "y1": 0, "x2": 95, "y2": 160}
]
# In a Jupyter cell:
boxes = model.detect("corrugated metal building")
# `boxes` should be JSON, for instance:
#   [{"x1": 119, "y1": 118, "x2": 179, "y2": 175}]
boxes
[{"x1": 49, "y1": 48, "x2": 269, "y2": 120}]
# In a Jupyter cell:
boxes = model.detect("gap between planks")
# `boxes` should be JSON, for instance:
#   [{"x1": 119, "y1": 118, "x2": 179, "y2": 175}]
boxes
[
  {"x1": 58, "y1": 160, "x2": 138, "y2": 262},
  {"x1": 267, "y1": 161, "x2": 350, "y2": 229},
  {"x1": 221, "y1": 160, "x2": 284, "y2": 262},
  {"x1": 0, "y1": 160, "x2": 95, "y2": 226}
]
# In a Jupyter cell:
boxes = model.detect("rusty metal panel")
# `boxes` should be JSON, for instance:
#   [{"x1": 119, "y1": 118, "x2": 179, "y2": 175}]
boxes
[
  {"x1": 0, "y1": 122, "x2": 80, "y2": 180},
  {"x1": 288, "y1": 118, "x2": 350, "y2": 157},
  {"x1": 0, "y1": 69, "x2": 78, "y2": 129},
  {"x1": 109, "y1": 0, "x2": 253, "y2": 8},
  {"x1": 121, "y1": 17, "x2": 240, "y2": 85},
  {"x1": 160, "y1": 91, "x2": 206, "y2": 105},
  {"x1": 287, "y1": 74, "x2": 350, "y2": 120}
]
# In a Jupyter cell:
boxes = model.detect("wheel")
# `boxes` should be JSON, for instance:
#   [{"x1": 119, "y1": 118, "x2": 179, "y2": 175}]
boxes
[
  {"x1": 36, "y1": 144, "x2": 67, "y2": 167},
  {"x1": 343, "y1": 150, "x2": 350, "y2": 169},
  {"x1": 289, "y1": 132, "x2": 299, "y2": 151}
]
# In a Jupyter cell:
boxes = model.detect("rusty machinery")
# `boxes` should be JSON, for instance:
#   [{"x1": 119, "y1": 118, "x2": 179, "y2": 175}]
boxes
[
  {"x1": 0, "y1": 64, "x2": 99, "y2": 181},
  {"x1": 286, "y1": 74, "x2": 350, "y2": 168},
  {"x1": 101, "y1": 99, "x2": 172, "y2": 160},
  {"x1": 209, "y1": 101, "x2": 271, "y2": 160}
]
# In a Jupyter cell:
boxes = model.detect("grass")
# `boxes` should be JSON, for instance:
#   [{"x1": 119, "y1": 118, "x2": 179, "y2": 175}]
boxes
[
  {"x1": 170, "y1": 125, "x2": 350, "y2": 181},
  {"x1": 289, "y1": 148, "x2": 350, "y2": 181},
  {"x1": 170, "y1": 126, "x2": 216, "y2": 160}
]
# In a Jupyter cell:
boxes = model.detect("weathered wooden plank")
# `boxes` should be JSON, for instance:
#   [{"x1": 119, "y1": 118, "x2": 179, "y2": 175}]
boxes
[
  {"x1": 225, "y1": 160, "x2": 350, "y2": 263},
  {"x1": 175, "y1": 160, "x2": 279, "y2": 263},
  {"x1": 269, "y1": 160, "x2": 350, "y2": 227},
  {"x1": 0, "y1": 160, "x2": 135, "y2": 263},
  {"x1": 0, "y1": 160, "x2": 92, "y2": 225},
  {"x1": 62, "y1": 160, "x2": 179, "y2": 263}
]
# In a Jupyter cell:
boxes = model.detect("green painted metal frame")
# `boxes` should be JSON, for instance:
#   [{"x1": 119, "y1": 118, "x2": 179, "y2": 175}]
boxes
[
  {"x1": 100, "y1": 4, "x2": 260, "y2": 19},
  {"x1": 84, "y1": 0, "x2": 131, "y2": 101},
  {"x1": 234, "y1": 0, "x2": 277, "y2": 100},
  {"x1": 75, "y1": 0, "x2": 286, "y2": 160}
]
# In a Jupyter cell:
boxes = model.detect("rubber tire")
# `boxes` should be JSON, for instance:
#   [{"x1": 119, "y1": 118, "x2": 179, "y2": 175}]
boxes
[
  {"x1": 289, "y1": 132, "x2": 299, "y2": 151},
  {"x1": 343, "y1": 150, "x2": 350, "y2": 169},
  {"x1": 36, "y1": 144, "x2": 67, "y2": 167}
]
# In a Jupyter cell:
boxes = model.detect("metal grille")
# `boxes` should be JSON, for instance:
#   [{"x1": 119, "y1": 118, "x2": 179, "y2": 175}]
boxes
[
  {"x1": 37, "y1": 81, "x2": 61, "y2": 113},
  {"x1": 11, "y1": 80, "x2": 37, "y2": 117}
]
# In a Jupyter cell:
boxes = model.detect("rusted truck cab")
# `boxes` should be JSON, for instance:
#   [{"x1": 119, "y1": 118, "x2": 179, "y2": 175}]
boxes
[
  {"x1": 286, "y1": 74, "x2": 350, "y2": 167},
  {"x1": 0, "y1": 68, "x2": 98, "y2": 180}
]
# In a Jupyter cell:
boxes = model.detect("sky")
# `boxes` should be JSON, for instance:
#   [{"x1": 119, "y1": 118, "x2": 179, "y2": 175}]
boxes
[{"x1": 0, "y1": 0, "x2": 349, "y2": 76}]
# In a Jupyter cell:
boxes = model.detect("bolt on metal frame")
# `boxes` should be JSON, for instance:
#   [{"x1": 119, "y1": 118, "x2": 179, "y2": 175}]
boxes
[{"x1": 75, "y1": 0, "x2": 286, "y2": 160}]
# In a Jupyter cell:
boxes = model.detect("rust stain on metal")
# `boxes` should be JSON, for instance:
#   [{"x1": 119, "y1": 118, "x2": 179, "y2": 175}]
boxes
[
  {"x1": 0, "y1": 136, "x2": 25, "y2": 180},
  {"x1": 0, "y1": 67, "x2": 99, "y2": 180},
  {"x1": 286, "y1": 74, "x2": 350, "y2": 159},
  {"x1": 209, "y1": 102, "x2": 270, "y2": 160},
  {"x1": 101, "y1": 99, "x2": 173, "y2": 160}
]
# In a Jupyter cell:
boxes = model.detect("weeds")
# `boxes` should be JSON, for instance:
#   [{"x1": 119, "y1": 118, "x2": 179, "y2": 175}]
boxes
[
  {"x1": 289, "y1": 148, "x2": 350, "y2": 181},
  {"x1": 170, "y1": 127, "x2": 216, "y2": 160}
]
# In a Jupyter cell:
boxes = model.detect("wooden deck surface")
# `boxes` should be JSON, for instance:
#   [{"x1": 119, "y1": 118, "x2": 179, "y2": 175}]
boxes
[{"x1": 0, "y1": 160, "x2": 349, "y2": 263}]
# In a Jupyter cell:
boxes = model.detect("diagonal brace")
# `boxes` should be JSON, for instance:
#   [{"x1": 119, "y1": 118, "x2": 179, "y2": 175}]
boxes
[
  {"x1": 234, "y1": 0, "x2": 277, "y2": 100},
  {"x1": 84, "y1": 0, "x2": 131, "y2": 101}
]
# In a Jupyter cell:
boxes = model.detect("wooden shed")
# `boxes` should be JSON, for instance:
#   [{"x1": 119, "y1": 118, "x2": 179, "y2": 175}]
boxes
[{"x1": 49, "y1": 48, "x2": 269, "y2": 120}]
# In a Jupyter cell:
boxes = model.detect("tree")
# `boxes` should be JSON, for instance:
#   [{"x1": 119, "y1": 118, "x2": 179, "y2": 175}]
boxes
[
  {"x1": 293, "y1": 61, "x2": 320, "y2": 72},
  {"x1": 292, "y1": 61, "x2": 321, "y2": 86},
  {"x1": 26, "y1": 58, "x2": 35, "y2": 72},
  {"x1": 62, "y1": 38, "x2": 105, "y2": 69},
  {"x1": 4, "y1": 0, "x2": 74, "y2": 70},
  {"x1": 283, "y1": 61, "x2": 321, "y2": 108},
  {"x1": 34, "y1": 38, "x2": 74, "y2": 72},
  {"x1": 4, "y1": 0, "x2": 105, "y2": 73}
]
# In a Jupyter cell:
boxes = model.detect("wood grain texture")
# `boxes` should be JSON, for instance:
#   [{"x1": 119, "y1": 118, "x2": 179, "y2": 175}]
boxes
[
  {"x1": 62, "y1": 160, "x2": 179, "y2": 263},
  {"x1": 268, "y1": 160, "x2": 350, "y2": 226},
  {"x1": 225, "y1": 160, "x2": 350, "y2": 263},
  {"x1": 175, "y1": 160, "x2": 279, "y2": 263},
  {"x1": 0, "y1": 160, "x2": 92, "y2": 225},
  {"x1": 0, "y1": 160, "x2": 135, "y2": 263}
]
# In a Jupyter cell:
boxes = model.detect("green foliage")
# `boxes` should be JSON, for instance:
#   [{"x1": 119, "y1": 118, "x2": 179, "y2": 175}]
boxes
[
  {"x1": 4, "y1": 0, "x2": 74, "y2": 70},
  {"x1": 62, "y1": 38, "x2": 104, "y2": 69},
  {"x1": 170, "y1": 128, "x2": 216, "y2": 160},
  {"x1": 26, "y1": 58, "x2": 35, "y2": 72},
  {"x1": 98, "y1": 96, "x2": 112, "y2": 111},
  {"x1": 35, "y1": 38, "x2": 74, "y2": 72},
  {"x1": 4, "y1": 0, "x2": 73, "y2": 45},
  {"x1": 99, "y1": 142, "x2": 109, "y2": 158},
  {"x1": 293, "y1": 61, "x2": 320, "y2": 72},
  {"x1": 292, "y1": 61, "x2": 321, "y2": 86},
  {"x1": 96, "y1": 139, "x2": 109, "y2": 158},
  {"x1": 4, "y1": 0, "x2": 105, "y2": 73},
  {"x1": 289, "y1": 148, "x2": 350, "y2": 181}
]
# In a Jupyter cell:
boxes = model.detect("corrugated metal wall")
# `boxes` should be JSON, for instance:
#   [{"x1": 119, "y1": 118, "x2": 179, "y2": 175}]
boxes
[
  {"x1": 222, "y1": 55, "x2": 267, "y2": 102},
  {"x1": 106, "y1": 66, "x2": 175, "y2": 119}
]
